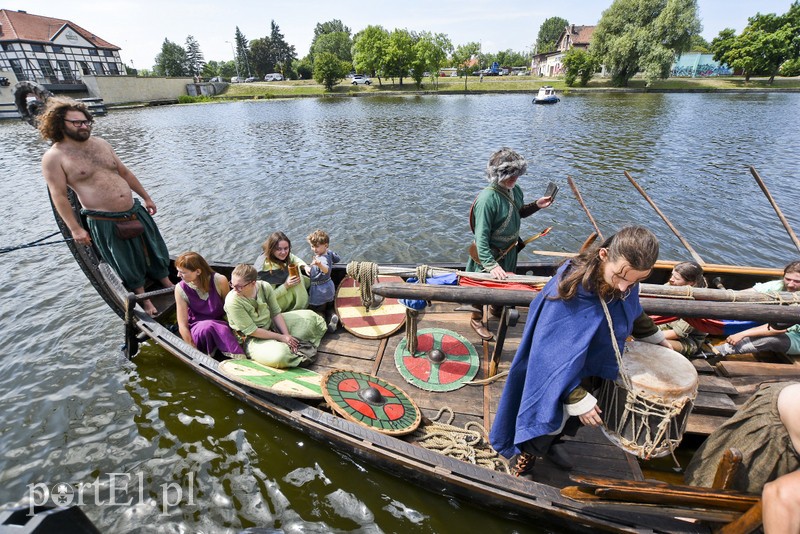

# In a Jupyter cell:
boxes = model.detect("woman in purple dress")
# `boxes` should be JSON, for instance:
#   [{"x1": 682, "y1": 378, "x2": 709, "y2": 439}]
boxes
[{"x1": 175, "y1": 252, "x2": 244, "y2": 358}]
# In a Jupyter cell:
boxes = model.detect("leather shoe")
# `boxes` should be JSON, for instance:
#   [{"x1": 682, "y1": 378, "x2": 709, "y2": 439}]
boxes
[
  {"x1": 470, "y1": 319, "x2": 494, "y2": 341},
  {"x1": 511, "y1": 452, "x2": 535, "y2": 480}
]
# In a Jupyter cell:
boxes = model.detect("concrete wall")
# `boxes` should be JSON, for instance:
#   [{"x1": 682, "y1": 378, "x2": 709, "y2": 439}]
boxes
[
  {"x1": 0, "y1": 70, "x2": 21, "y2": 107},
  {"x1": 81, "y1": 75, "x2": 192, "y2": 104}
]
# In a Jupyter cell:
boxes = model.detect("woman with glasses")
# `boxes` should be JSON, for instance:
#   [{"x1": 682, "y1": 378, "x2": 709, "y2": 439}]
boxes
[
  {"x1": 224, "y1": 264, "x2": 326, "y2": 368},
  {"x1": 254, "y1": 231, "x2": 310, "y2": 313},
  {"x1": 174, "y1": 252, "x2": 245, "y2": 359}
]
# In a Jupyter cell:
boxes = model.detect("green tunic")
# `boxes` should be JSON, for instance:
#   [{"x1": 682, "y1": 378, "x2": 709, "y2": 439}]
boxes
[
  {"x1": 467, "y1": 184, "x2": 523, "y2": 273},
  {"x1": 223, "y1": 281, "x2": 325, "y2": 368},
  {"x1": 257, "y1": 253, "x2": 310, "y2": 312},
  {"x1": 82, "y1": 199, "x2": 170, "y2": 289}
]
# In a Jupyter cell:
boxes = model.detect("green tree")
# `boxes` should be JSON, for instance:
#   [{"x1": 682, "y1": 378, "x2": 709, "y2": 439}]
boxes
[
  {"x1": 202, "y1": 60, "x2": 221, "y2": 79},
  {"x1": 494, "y1": 49, "x2": 531, "y2": 68},
  {"x1": 384, "y1": 29, "x2": 415, "y2": 85},
  {"x1": 712, "y1": 4, "x2": 800, "y2": 83},
  {"x1": 451, "y1": 42, "x2": 481, "y2": 90},
  {"x1": 309, "y1": 19, "x2": 351, "y2": 62},
  {"x1": 219, "y1": 60, "x2": 237, "y2": 80},
  {"x1": 185, "y1": 35, "x2": 205, "y2": 77},
  {"x1": 688, "y1": 34, "x2": 711, "y2": 52},
  {"x1": 153, "y1": 38, "x2": 188, "y2": 76},
  {"x1": 313, "y1": 32, "x2": 354, "y2": 65},
  {"x1": 295, "y1": 56, "x2": 313, "y2": 80},
  {"x1": 250, "y1": 37, "x2": 274, "y2": 77},
  {"x1": 270, "y1": 20, "x2": 297, "y2": 78},
  {"x1": 592, "y1": 0, "x2": 701, "y2": 86},
  {"x1": 407, "y1": 31, "x2": 453, "y2": 88},
  {"x1": 563, "y1": 48, "x2": 597, "y2": 86},
  {"x1": 313, "y1": 51, "x2": 350, "y2": 90},
  {"x1": 781, "y1": 57, "x2": 800, "y2": 76},
  {"x1": 536, "y1": 17, "x2": 569, "y2": 54},
  {"x1": 353, "y1": 25, "x2": 390, "y2": 84},
  {"x1": 234, "y1": 27, "x2": 251, "y2": 78},
  {"x1": 417, "y1": 32, "x2": 452, "y2": 87}
]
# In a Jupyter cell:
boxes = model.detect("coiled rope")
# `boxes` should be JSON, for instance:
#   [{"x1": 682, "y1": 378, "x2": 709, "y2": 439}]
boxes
[
  {"x1": 1, "y1": 231, "x2": 71, "y2": 254},
  {"x1": 346, "y1": 261, "x2": 381, "y2": 310},
  {"x1": 408, "y1": 406, "x2": 510, "y2": 473}
]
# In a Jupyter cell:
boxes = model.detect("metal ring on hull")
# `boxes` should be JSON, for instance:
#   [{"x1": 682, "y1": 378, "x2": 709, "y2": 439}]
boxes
[{"x1": 13, "y1": 81, "x2": 53, "y2": 125}]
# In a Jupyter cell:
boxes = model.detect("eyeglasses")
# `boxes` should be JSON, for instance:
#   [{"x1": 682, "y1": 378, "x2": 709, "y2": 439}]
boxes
[
  {"x1": 230, "y1": 280, "x2": 255, "y2": 292},
  {"x1": 64, "y1": 119, "x2": 93, "y2": 127}
]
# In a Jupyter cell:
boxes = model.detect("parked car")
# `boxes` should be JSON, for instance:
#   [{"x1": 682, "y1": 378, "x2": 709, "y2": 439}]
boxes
[
  {"x1": 245, "y1": 76, "x2": 257, "y2": 83},
  {"x1": 264, "y1": 73, "x2": 284, "y2": 81},
  {"x1": 352, "y1": 75, "x2": 371, "y2": 85},
  {"x1": 209, "y1": 76, "x2": 224, "y2": 82}
]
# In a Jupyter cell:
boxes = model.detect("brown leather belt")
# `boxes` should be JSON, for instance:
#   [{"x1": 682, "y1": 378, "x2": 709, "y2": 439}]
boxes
[{"x1": 85, "y1": 213, "x2": 138, "y2": 222}]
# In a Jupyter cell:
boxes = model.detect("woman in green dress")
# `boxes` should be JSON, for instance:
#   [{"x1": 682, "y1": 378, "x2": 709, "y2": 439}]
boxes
[
  {"x1": 224, "y1": 263, "x2": 326, "y2": 368},
  {"x1": 254, "y1": 231, "x2": 310, "y2": 312}
]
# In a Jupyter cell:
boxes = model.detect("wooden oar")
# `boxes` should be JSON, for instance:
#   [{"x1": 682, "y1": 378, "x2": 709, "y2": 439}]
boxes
[
  {"x1": 749, "y1": 166, "x2": 800, "y2": 253},
  {"x1": 623, "y1": 170, "x2": 706, "y2": 265},
  {"x1": 567, "y1": 176, "x2": 604, "y2": 241}
]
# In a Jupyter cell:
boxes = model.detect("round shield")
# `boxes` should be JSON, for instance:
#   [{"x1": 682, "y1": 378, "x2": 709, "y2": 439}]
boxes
[
  {"x1": 335, "y1": 275, "x2": 406, "y2": 339},
  {"x1": 394, "y1": 328, "x2": 481, "y2": 392},
  {"x1": 322, "y1": 370, "x2": 421, "y2": 436}
]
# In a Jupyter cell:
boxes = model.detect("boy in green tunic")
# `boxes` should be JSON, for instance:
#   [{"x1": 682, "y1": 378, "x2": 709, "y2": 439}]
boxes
[{"x1": 466, "y1": 147, "x2": 554, "y2": 340}]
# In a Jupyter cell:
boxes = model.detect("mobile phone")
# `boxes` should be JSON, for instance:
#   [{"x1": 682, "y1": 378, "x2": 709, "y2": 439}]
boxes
[{"x1": 544, "y1": 181, "x2": 559, "y2": 201}]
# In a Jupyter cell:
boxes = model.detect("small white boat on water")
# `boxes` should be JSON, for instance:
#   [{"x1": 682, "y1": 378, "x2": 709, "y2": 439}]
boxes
[{"x1": 533, "y1": 86, "x2": 560, "y2": 104}]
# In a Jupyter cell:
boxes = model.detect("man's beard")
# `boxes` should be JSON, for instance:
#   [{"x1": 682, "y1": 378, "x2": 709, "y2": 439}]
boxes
[{"x1": 64, "y1": 128, "x2": 90, "y2": 142}]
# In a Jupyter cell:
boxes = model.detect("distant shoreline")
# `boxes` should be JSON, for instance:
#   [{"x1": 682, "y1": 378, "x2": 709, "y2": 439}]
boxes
[
  {"x1": 213, "y1": 76, "x2": 800, "y2": 99},
  {"x1": 106, "y1": 76, "x2": 800, "y2": 110}
]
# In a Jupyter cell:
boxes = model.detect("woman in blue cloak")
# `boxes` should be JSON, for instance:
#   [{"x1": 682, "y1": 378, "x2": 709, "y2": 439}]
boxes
[{"x1": 489, "y1": 226, "x2": 669, "y2": 478}]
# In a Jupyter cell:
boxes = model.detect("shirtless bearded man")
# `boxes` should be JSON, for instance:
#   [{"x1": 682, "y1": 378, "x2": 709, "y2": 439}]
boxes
[{"x1": 39, "y1": 96, "x2": 172, "y2": 315}]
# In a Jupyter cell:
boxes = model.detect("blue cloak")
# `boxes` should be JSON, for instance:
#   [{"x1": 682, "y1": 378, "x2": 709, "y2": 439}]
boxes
[{"x1": 489, "y1": 261, "x2": 644, "y2": 459}]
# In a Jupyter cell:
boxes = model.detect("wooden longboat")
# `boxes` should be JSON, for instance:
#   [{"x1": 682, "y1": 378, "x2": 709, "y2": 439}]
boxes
[{"x1": 52, "y1": 189, "x2": 797, "y2": 533}]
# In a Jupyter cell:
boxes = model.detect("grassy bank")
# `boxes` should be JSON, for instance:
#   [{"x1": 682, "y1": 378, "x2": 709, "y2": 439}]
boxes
[{"x1": 213, "y1": 75, "x2": 800, "y2": 101}]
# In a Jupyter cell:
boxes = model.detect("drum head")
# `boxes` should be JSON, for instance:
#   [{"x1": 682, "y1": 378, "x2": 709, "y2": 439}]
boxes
[{"x1": 619, "y1": 340, "x2": 698, "y2": 398}]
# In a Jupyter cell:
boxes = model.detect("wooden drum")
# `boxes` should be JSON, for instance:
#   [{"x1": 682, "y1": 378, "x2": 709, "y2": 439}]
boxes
[{"x1": 596, "y1": 340, "x2": 699, "y2": 459}]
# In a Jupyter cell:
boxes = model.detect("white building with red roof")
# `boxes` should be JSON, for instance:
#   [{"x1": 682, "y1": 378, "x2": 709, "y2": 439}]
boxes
[
  {"x1": 0, "y1": 8, "x2": 125, "y2": 91},
  {"x1": 532, "y1": 24, "x2": 596, "y2": 77}
]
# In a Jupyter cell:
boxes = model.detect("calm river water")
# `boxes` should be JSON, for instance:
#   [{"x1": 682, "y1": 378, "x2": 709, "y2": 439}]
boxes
[{"x1": 1, "y1": 92, "x2": 799, "y2": 533}]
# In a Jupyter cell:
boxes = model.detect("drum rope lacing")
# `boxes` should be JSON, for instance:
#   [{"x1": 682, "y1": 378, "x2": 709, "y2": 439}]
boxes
[
  {"x1": 600, "y1": 298, "x2": 696, "y2": 463},
  {"x1": 408, "y1": 406, "x2": 510, "y2": 473},
  {"x1": 346, "y1": 261, "x2": 380, "y2": 309}
]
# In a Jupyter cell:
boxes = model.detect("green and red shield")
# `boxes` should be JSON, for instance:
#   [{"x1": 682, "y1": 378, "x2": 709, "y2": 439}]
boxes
[
  {"x1": 394, "y1": 328, "x2": 481, "y2": 392},
  {"x1": 321, "y1": 370, "x2": 421, "y2": 435}
]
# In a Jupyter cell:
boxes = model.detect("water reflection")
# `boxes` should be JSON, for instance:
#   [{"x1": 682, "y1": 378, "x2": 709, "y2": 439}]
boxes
[{"x1": 0, "y1": 92, "x2": 798, "y2": 532}]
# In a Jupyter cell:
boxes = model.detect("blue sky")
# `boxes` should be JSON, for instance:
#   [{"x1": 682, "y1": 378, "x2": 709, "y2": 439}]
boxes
[{"x1": 6, "y1": 1, "x2": 796, "y2": 70}]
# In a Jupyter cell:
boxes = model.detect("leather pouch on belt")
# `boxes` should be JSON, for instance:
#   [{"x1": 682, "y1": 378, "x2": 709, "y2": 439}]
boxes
[{"x1": 114, "y1": 218, "x2": 145, "y2": 240}]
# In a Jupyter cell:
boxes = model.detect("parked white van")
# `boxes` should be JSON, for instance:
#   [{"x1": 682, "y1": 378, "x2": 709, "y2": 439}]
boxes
[
  {"x1": 264, "y1": 73, "x2": 284, "y2": 81},
  {"x1": 230, "y1": 76, "x2": 243, "y2": 83}
]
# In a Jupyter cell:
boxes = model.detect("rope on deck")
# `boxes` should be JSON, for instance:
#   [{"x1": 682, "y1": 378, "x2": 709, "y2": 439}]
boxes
[
  {"x1": 346, "y1": 261, "x2": 380, "y2": 309},
  {"x1": 408, "y1": 406, "x2": 510, "y2": 473}
]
